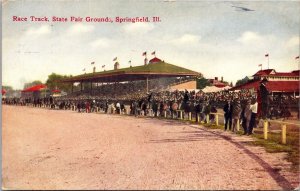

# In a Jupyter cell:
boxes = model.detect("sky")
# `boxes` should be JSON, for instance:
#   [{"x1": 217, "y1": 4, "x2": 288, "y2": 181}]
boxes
[{"x1": 2, "y1": 0, "x2": 300, "y2": 89}]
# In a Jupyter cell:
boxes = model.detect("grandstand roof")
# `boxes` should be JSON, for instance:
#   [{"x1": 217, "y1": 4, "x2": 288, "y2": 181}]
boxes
[
  {"x1": 253, "y1": 69, "x2": 300, "y2": 77},
  {"x1": 60, "y1": 61, "x2": 200, "y2": 83}
]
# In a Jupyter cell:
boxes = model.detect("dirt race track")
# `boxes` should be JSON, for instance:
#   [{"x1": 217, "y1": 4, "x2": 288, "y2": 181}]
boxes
[{"x1": 2, "y1": 105, "x2": 299, "y2": 190}]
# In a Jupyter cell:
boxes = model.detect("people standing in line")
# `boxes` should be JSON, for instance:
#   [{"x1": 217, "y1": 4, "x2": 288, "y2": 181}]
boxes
[
  {"x1": 223, "y1": 99, "x2": 233, "y2": 131},
  {"x1": 248, "y1": 98, "x2": 258, "y2": 135}
]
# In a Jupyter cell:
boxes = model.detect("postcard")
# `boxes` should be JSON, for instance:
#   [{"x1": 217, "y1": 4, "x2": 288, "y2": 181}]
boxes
[{"x1": 2, "y1": 0, "x2": 299, "y2": 190}]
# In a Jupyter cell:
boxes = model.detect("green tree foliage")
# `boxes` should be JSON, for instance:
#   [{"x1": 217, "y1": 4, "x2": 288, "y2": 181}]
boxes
[
  {"x1": 235, "y1": 76, "x2": 250, "y2": 87},
  {"x1": 2, "y1": 85, "x2": 13, "y2": 91},
  {"x1": 196, "y1": 77, "x2": 210, "y2": 89},
  {"x1": 46, "y1": 73, "x2": 73, "y2": 93}
]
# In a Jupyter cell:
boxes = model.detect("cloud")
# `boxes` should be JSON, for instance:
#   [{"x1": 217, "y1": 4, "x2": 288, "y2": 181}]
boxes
[
  {"x1": 237, "y1": 31, "x2": 263, "y2": 44},
  {"x1": 25, "y1": 25, "x2": 50, "y2": 36},
  {"x1": 67, "y1": 23, "x2": 94, "y2": 35},
  {"x1": 286, "y1": 36, "x2": 299, "y2": 48},
  {"x1": 169, "y1": 34, "x2": 201, "y2": 46},
  {"x1": 89, "y1": 38, "x2": 111, "y2": 48},
  {"x1": 123, "y1": 23, "x2": 154, "y2": 34}
]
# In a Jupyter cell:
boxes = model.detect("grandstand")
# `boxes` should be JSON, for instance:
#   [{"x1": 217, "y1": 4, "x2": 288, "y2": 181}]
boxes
[{"x1": 60, "y1": 60, "x2": 201, "y2": 96}]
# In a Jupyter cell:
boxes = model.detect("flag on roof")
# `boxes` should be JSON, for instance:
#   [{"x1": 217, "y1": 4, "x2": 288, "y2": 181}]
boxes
[
  {"x1": 258, "y1": 64, "x2": 262, "y2": 66},
  {"x1": 151, "y1": 51, "x2": 155, "y2": 55},
  {"x1": 113, "y1": 57, "x2": 117, "y2": 61},
  {"x1": 91, "y1": 62, "x2": 95, "y2": 65},
  {"x1": 265, "y1": 54, "x2": 269, "y2": 57},
  {"x1": 142, "y1": 51, "x2": 147, "y2": 56},
  {"x1": 296, "y1": 56, "x2": 299, "y2": 59},
  {"x1": 102, "y1": 65, "x2": 105, "y2": 68}
]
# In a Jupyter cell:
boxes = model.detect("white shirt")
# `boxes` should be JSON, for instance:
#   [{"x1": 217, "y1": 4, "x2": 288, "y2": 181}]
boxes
[{"x1": 250, "y1": 102, "x2": 258, "y2": 114}]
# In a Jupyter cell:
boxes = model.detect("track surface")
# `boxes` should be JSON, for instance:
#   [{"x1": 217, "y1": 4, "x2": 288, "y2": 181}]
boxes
[{"x1": 2, "y1": 105, "x2": 297, "y2": 189}]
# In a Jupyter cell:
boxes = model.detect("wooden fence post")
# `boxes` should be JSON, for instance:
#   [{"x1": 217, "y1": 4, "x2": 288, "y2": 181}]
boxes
[
  {"x1": 263, "y1": 120, "x2": 268, "y2": 140},
  {"x1": 164, "y1": 110, "x2": 167, "y2": 118},
  {"x1": 189, "y1": 112, "x2": 192, "y2": 121},
  {"x1": 215, "y1": 114, "x2": 219, "y2": 126},
  {"x1": 206, "y1": 114, "x2": 209, "y2": 124},
  {"x1": 281, "y1": 124, "x2": 287, "y2": 144},
  {"x1": 237, "y1": 119, "x2": 240, "y2": 131}
]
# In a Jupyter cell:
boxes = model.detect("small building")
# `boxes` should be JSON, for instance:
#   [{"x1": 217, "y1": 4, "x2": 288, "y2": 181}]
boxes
[{"x1": 208, "y1": 77, "x2": 227, "y2": 88}]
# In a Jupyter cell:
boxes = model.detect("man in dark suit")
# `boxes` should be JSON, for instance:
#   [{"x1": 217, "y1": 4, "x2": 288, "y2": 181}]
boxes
[
  {"x1": 260, "y1": 78, "x2": 269, "y2": 119},
  {"x1": 223, "y1": 100, "x2": 233, "y2": 131}
]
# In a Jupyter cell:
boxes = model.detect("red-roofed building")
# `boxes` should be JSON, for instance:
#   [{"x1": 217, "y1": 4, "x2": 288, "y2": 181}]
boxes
[
  {"x1": 253, "y1": 69, "x2": 300, "y2": 81},
  {"x1": 232, "y1": 69, "x2": 300, "y2": 93},
  {"x1": 208, "y1": 77, "x2": 227, "y2": 88},
  {"x1": 21, "y1": 84, "x2": 48, "y2": 98}
]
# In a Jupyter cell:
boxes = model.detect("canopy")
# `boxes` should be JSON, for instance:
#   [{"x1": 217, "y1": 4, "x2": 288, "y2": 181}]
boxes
[{"x1": 22, "y1": 84, "x2": 47, "y2": 92}]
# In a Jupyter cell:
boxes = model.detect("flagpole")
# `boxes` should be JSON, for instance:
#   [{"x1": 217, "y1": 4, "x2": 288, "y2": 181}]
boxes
[{"x1": 268, "y1": 56, "x2": 269, "y2": 69}]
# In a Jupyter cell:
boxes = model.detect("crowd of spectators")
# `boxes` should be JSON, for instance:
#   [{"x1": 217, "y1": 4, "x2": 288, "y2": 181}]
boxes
[{"x1": 3, "y1": 85, "x2": 298, "y2": 136}]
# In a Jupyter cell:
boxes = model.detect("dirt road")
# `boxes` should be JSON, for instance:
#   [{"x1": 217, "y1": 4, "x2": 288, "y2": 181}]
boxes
[{"x1": 2, "y1": 105, "x2": 298, "y2": 189}]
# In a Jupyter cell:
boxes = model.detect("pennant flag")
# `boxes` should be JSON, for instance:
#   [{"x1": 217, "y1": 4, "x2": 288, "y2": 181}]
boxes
[
  {"x1": 151, "y1": 51, "x2": 156, "y2": 55},
  {"x1": 296, "y1": 56, "x2": 299, "y2": 59},
  {"x1": 102, "y1": 65, "x2": 105, "y2": 68},
  {"x1": 128, "y1": 60, "x2": 131, "y2": 63},
  {"x1": 258, "y1": 64, "x2": 262, "y2": 67},
  {"x1": 142, "y1": 51, "x2": 147, "y2": 56},
  {"x1": 91, "y1": 61, "x2": 95, "y2": 65},
  {"x1": 265, "y1": 54, "x2": 269, "y2": 57},
  {"x1": 113, "y1": 57, "x2": 117, "y2": 61}
]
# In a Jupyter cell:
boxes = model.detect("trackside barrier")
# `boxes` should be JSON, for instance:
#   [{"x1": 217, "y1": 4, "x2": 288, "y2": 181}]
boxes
[{"x1": 262, "y1": 120, "x2": 300, "y2": 145}]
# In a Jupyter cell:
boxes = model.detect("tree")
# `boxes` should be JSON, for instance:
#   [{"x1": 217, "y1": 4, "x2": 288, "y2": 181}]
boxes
[
  {"x1": 196, "y1": 77, "x2": 210, "y2": 89},
  {"x1": 2, "y1": 86, "x2": 13, "y2": 91},
  {"x1": 46, "y1": 73, "x2": 73, "y2": 93},
  {"x1": 235, "y1": 76, "x2": 250, "y2": 87},
  {"x1": 23, "y1": 80, "x2": 43, "y2": 89}
]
